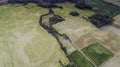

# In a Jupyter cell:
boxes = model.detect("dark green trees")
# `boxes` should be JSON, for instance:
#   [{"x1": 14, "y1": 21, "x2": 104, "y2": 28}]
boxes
[
  {"x1": 89, "y1": 14, "x2": 113, "y2": 27},
  {"x1": 74, "y1": 0, "x2": 92, "y2": 10},
  {"x1": 49, "y1": 15, "x2": 65, "y2": 25}
]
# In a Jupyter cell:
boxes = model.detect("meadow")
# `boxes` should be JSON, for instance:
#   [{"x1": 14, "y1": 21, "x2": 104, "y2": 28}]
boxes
[
  {"x1": 53, "y1": 3, "x2": 95, "y2": 18},
  {"x1": 0, "y1": 3, "x2": 69, "y2": 67}
]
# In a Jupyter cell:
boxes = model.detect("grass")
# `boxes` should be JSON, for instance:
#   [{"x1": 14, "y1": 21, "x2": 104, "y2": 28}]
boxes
[
  {"x1": 53, "y1": 3, "x2": 95, "y2": 18},
  {"x1": 82, "y1": 43, "x2": 114, "y2": 66},
  {"x1": 88, "y1": 0, "x2": 120, "y2": 17},
  {"x1": 70, "y1": 50, "x2": 94, "y2": 67},
  {"x1": 0, "y1": 3, "x2": 69, "y2": 67}
]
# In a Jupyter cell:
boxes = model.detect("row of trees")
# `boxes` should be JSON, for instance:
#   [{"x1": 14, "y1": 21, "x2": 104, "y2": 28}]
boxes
[
  {"x1": 7, "y1": 0, "x2": 81, "y2": 4},
  {"x1": 1, "y1": 0, "x2": 87, "y2": 5}
]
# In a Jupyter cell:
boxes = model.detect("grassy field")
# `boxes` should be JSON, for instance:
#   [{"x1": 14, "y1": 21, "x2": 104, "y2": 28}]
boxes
[
  {"x1": 0, "y1": 3, "x2": 69, "y2": 67},
  {"x1": 70, "y1": 50, "x2": 94, "y2": 67},
  {"x1": 53, "y1": 3, "x2": 95, "y2": 18},
  {"x1": 82, "y1": 43, "x2": 114, "y2": 66},
  {"x1": 88, "y1": 0, "x2": 120, "y2": 17}
]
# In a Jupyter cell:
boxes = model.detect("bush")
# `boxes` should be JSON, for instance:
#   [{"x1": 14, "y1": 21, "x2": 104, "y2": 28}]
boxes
[
  {"x1": 49, "y1": 15, "x2": 65, "y2": 25},
  {"x1": 89, "y1": 14, "x2": 113, "y2": 27},
  {"x1": 69, "y1": 11, "x2": 79, "y2": 16},
  {"x1": 75, "y1": 3, "x2": 92, "y2": 10}
]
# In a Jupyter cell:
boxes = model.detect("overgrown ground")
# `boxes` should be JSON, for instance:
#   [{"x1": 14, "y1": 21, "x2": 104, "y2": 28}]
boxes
[{"x1": 0, "y1": 3, "x2": 69, "y2": 67}]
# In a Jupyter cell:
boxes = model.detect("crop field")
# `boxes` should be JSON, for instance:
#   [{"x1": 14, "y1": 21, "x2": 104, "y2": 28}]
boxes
[
  {"x1": 88, "y1": 0, "x2": 120, "y2": 17},
  {"x1": 53, "y1": 3, "x2": 95, "y2": 18},
  {"x1": 82, "y1": 43, "x2": 114, "y2": 66},
  {"x1": 0, "y1": 3, "x2": 69, "y2": 67},
  {"x1": 70, "y1": 50, "x2": 94, "y2": 67}
]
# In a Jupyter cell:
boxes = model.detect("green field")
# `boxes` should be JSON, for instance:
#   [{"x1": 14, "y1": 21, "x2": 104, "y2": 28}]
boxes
[
  {"x1": 70, "y1": 50, "x2": 94, "y2": 67},
  {"x1": 88, "y1": 0, "x2": 120, "y2": 17},
  {"x1": 82, "y1": 43, "x2": 114, "y2": 66},
  {"x1": 53, "y1": 3, "x2": 95, "y2": 18},
  {"x1": 0, "y1": 3, "x2": 69, "y2": 67}
]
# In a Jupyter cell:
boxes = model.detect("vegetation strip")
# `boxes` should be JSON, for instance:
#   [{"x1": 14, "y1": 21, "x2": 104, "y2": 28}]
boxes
[{"x1": 39, "y1": 8, "x2": 73, "y2": 66}]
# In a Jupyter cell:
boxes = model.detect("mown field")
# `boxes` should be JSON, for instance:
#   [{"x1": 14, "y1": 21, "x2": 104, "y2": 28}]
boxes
[
  {"x1": 88, "y1": 0, "x2": 120, "y2": 17},
  {"x1": 82, "y1": 43, "x2": 114, "y2": 66},
  {"x1": 0, "y1": 3, "x2": 69, "y2": 67},
  {"x1": 70, "y1": 50, "x2": 94, "y2": 67}
]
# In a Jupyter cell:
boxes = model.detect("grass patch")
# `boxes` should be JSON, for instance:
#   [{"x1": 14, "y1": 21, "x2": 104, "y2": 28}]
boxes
[
  {"x1": 82, "y1": 43, "x2": 114, "y2": 66},
  {"x1": 70, "y1": 50, "x2": 94, "y2": 67},
  {"x1": 53, "y1": 3, "x2": 95, "y2": 18},
  {"x1": 88, "y1": 0, "x2": 120, "y2": 17}
]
